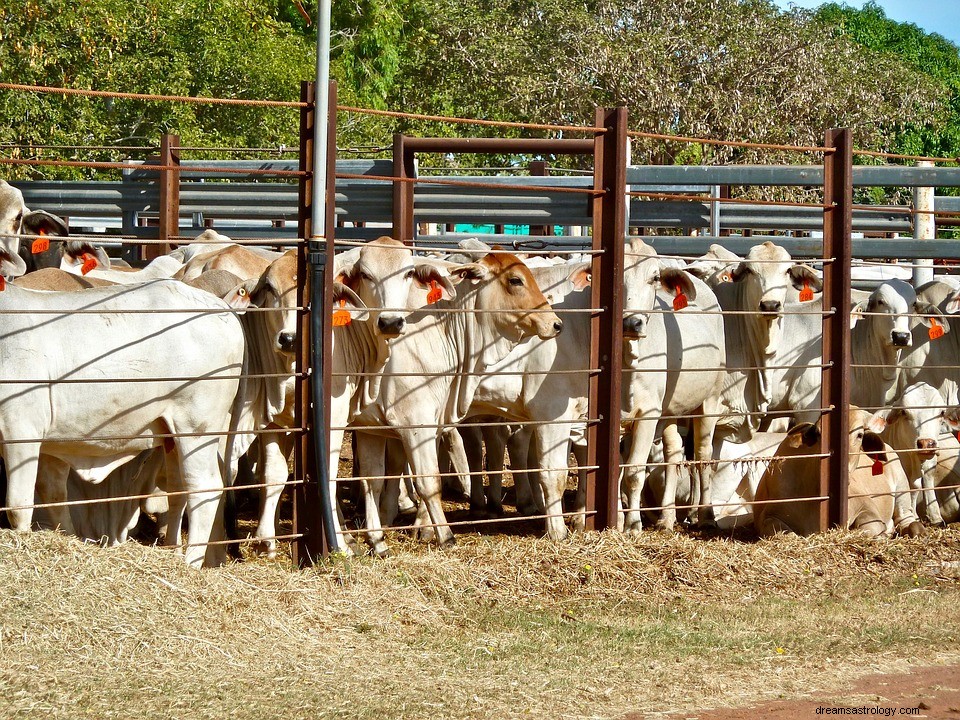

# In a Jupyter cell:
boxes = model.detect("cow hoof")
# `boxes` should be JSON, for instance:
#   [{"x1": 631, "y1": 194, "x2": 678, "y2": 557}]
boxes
[
  {"x1": 371, "y1": 541, "x2": 391, "y2": 558},
  {"x1": 439, "y1": 535, "x2": 457, "y2": 549},
  {"x1": 414, "y1": 526, "x2": 437, "y2": 543},
  {"x1": 570, "y1": 517, "x2": 586, "y2": 533},
  {"x1": 905, "y1": 521, "x2": 926, "y2": 538},
  {"x1": 252, "y1": 539, "x2": 278, "y2": 559},
  {"x1": 654, "y1": 520, "x2": 676, "y2": 533}
]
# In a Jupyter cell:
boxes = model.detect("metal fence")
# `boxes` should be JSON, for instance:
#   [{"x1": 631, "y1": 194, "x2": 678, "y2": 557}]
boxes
[{"x1": 2, "y1": 79, "x2": 959, "y2": 565}]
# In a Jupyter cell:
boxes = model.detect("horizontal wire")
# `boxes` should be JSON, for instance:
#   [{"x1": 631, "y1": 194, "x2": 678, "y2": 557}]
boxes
[
  {"x1": 177, "y1": 533, "x2": 305, "y2": 550},
  {"x1": 0, "y1": 372, "x2": 303, "y2": 385},
  {"x1": 336, "y1": 172, "x2": 604, "y2": 196},
  {"x1": 626, "y1": 251, "x2": 835, "y2": 263},
  {"x1": 0, "y1": 427, "x2": 306, "y2": 445},
  {"x1": 0, "y1": 306, "x2": 304, "y2": 315},
  {"x1": 330, "y1": 368, "x2": 600, "y2": 378},
  {"x1": 0, "y1": 479, "x2": 304, "y2": 515},
  {"x1": 626, "y1": 494, "x2": 830, "y2": 514},
  {"x1": 0, "y1": 82, "x2": 306, "y2": 108},
  {"x1": 331, "y1": 238, "x2": 605, "y2": 255},
  {"x1": 337, "y1": 105, "x2": 605, "y2": 134},
  {"x1": 621, "y1": 363, "x2": 830, "y2": 373},
  {"x1": 622, "y1": 407, "x2": 835, "y2": 423},
  {"x1": 0, "y1": 157, "x2": 305, "y2": 176},
  {"x1": 335, "y1": 465, "x2": 597, "y2": 484},
  {"x1": 636, "y1": 308, "x2": 832, "y2": 316},
  {"x1": 626, "y1": 129, "x2": 833, "y2": 154},
  {"x1": 341, "y1": 418, "x2": 599, "y2": 432},
  {"x1": 619, "y1": 452, "x2": 831, "y2": 470},
  {"x1": 336, "y1": 510, "x2": 594, "y2": 536},
  {"x1": 629, "y1": 190, "x2": 830, "y2": 211}
]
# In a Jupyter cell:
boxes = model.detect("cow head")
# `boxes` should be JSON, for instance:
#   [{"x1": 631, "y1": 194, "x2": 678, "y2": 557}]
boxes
[
  {"x1": 881, "y1": 383, "x2": 945, "y2": 461},
  {"x1": 335, "y1": 236, "x2": 456, "y2": 338},
  {"x1": 685, "y1": 244, "x2": 741, "y2": 287},
  {"x1": 849, "y1": 279, "x2": 945, "y2": 349},
  {"x1": 730, "y1": 242, "x2": 821, "y2": 316},
  {"x1": 621, "y1": 239, "x2": 697, "y2": 339},
  {"x1": 225, "y1": 250, "x2": 301, "y2": 355},
  {"x1": 448, "y1": 251, "x2": 562, "y2": 342},
  {"x1": 849, "y1": 407, "x2": 889, "y2": 474},
  {"x1": 56, "y1": 240, "x2": 111, "y2": 274},
  {"x1": 0, "y1": 180, "x2": 33, "y2": 279}
]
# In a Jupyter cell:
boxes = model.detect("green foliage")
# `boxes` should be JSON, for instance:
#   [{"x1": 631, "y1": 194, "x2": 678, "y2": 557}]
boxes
[
  {"x1": 814, "y1": 1, "x2": 960, "y2": 159},
  {"x1": 0, "y1": 0, "x2": 313, "y2": 178}
]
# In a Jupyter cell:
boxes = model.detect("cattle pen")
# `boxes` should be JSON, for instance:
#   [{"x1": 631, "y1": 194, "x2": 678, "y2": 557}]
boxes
[{"x1": 1, "y1": 79, "x2": 960, "y2": 564}]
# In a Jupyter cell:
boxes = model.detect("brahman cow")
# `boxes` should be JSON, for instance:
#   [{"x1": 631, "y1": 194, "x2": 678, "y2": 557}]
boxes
[
  {"x1": 753, "y1": 408, "x2": 922, "y2": 537},
  {"x1": 0, "y1": 178, "x2": 73, "y2": 279},
  {"x1": 0, "y1": 280, "x2": 244, "y2": 567},
  {"x1": 350, "y1": 249, "x2": 562, "y2": 554}
]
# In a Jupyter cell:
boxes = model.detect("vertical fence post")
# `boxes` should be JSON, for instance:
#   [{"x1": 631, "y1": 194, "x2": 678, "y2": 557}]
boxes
[
  {"x1": 155, "y1": 132, "x2": 180, "y2": 259},
  {"x1": 392, "y1": 134, "x2": 415, "y2": 242},
  {"x1": 293, "y1": 80, "x2": 327, "y2": 565},
  {"x1": 585, "y1": 106, "x2": 627, "y2": 531},
  {"x1": 820, "y1": 127, "x2": 853, "y2": 530},
  {"x1": 912, "y1": 160, "x2": 935, "y2": 287}
]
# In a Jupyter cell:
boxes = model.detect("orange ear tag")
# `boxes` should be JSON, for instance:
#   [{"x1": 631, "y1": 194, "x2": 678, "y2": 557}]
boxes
[
  {"x1": 672, "y1": 288, "x2": 688, "y2": 311},
  {"x1": 0, "y1": 276, "x2": 6, "y2": 291},
  {"x1": 929, "y1": 318, "x2": 945, "y2": 341},
  {"x1": 799, "y1": 281, "x2": 814, "y2": 302},
  {"x1": 332, "y1": 299, "x2": 352, "y2": 327},
  {"x1": 426, "y1": 279, "x2": 443, "y2": 305},
  {"x1": 31, "y1": 229, "x2": 49, "y2": 255},
  {"x1": 80, "y1": 254, "x2": 98, "y2": 275},
  {"x1": 871, "y1": 458, "x2": 883, "y2": 476}
]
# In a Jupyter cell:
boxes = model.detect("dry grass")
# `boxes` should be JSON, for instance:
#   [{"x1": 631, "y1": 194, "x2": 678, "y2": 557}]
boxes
[{"x1": 0, "y1": 527, "x2": 958, "y2": 719}]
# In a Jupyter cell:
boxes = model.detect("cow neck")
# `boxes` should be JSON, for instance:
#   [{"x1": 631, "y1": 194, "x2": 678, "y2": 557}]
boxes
[
  {"x1": 339, "y1": 313, "x2": 391, "y2": 414},
  {"x1": 852, "y1": 320, "x2": 902, "y2": 406},
  {"x1": 241, "y1": 308, "x2": 295, "y2": 424},
  {"x1": 741, "y1": 286, "x2": 778, "y2": 415},
  {"x1": 443, "y1": 280, "x2": 524, "y2": 421}
]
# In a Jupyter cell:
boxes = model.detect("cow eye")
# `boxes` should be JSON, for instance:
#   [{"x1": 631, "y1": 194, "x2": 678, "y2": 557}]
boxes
[
  {"x1": 358, "y1": 271, "x2": 372, "y2": 282},
  {"x1": 404, "y1": 270, "x2": 416, "y2": 280},
  {"x1": 651, "y1": 275, "x2": 660, "y2": 285},
  {"x1": 508, "y1": 276, "x2": 523, "y2": 287}
]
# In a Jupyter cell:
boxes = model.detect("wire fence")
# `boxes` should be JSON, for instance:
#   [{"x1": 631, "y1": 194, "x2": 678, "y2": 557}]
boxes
[{"x1": 0, "y1": 80, "x2": 957, "y2": 571}]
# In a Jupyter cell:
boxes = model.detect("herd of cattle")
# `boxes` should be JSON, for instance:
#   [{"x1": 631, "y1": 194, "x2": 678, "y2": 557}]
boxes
[{"x1": 1, "y1": 177, "x2": 959, "y2": 568}]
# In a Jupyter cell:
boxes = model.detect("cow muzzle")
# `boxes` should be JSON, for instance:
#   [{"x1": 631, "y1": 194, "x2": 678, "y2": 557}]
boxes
[
  {"x1": 623, "y1": 315, "x2": 646, "y2": 339},
  {"x1": 759, "y1": 299, "x2": 782, "y2": 315},
  {"x1": 891, "y1": 331, "x2": 912, "y2": 348},
  {"x1": 534, "y1": 313, "x2": 563, "y2": 339},
  {"x1": 377, "y1": 314, "x2": 406, "y2": 337},
  {"x1": 917, "y1": 437, "x2": 937, "y2": 458},
  {"x1": 277, "y1": 331, "x2": 297, "y2": 353}
]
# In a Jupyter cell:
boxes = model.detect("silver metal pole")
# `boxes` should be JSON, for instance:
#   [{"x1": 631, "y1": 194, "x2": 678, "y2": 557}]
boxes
[
  {"x1": 311, "y1": 0, "x2": 332, "y2": 238},
  {"x1": 913, "y1": 160, "x2": 935, "y2": 286}
]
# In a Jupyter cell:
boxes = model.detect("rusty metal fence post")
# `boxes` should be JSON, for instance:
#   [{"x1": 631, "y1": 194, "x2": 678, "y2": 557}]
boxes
[
  {"x1": 820, "y1": 127, "x2": 853, "y2": 530},
  {"x1": 393, "y1": 133, "x2": 415, "y2": 242},
  {"x1": 586, "y1": 106, "x2": 627, "y2": 531},
  {"x1": 156, "y1": 132, "x2": 180, "y2": 258}
]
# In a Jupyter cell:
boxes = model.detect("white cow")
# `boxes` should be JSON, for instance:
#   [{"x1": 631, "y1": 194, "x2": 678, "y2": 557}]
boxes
[
  {"x1": 850, "y1": 280, "x2": 946, "y2": 409},
  {"x1": 0, "y1": 179, "x2": 73, "y2": 279},
  {"x1": 690, "y1": 242, "x2": 824, "y2": 441},
  {"x1": 882, "y1": 382, "x2": 960, "y2": 525},
  {"x1": 0, "y1": 280, "x2": 244, "y2": 567},
  {"x1": 350, "y1": 250, "x2": 562, "y2": 554}
]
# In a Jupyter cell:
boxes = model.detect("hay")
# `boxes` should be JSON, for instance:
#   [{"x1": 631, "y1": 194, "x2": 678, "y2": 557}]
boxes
[{"x1": 0, "y1": 528, "x2": 957, "y2": 719}]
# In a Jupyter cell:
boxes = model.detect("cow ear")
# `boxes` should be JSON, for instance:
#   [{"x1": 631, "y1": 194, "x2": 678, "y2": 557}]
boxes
[
  {"x1": 660, "y1": 268, "x2": 697, "y2": 303},
  {"x1": 412, "y1": 263, "x2": 457, "y2": 301},
  {"x1": 884, "y1": 407, "x2": 906, "y2": 427},
  {"x1": 850, "y1": 302, "x2": 865, "y2": 330},
  {"x1": 332, "y1": 282, "x2": 369, "y2": 321},
  {"x1": 914, "y1": 301, "x2": 950, "y2": 332},
  {"x1": 333, "y1": 247, "x2": 361, "y2": 287},
  {"x1": 788, "y1": 264, "x2": 822, "y2": 292},
  {"x1": 223, "y1": 279, "x2": 259, "y2": 311},
  {"x1": 683, "y1": 261, "x2": 713, "y2": 280},
  {"x1": 730, "y1": 262, "x2": 749, "y2": 282},
  {"x1": 0, "y1": 252, "x2": 26, "y2": 280},
  {"x1": 864, "y1": 411, "x2": 887, "y2": 435},
  {"x1": 568, "y1": 263, "x2": 591, "y2": 291},
  {"x1": 60, "y1": 241, "x2": 111, "y2": 271},
  {"x1": 21, "y1": 210, "x2": 69, "y2": 237},
  {"x1": 785, "y1": 422, "x2": 818, "y2": 448},
  {"x1": 449, "y1": 263, "x2": 488, "y2": 284},
  {"x1": 943, "y1": 409, "x2": 960, "y2": 432},
  {"x1": 945, "y1": 290, "x2": 960, "y2": 315}
]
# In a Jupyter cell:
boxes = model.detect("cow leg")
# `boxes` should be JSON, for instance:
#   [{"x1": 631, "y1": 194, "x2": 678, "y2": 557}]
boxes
[
  {"x1": 621, "y1": 411, "x2": 658, "y2": 535},
  {"x1": 379, "y1": 438, "x2": 408, "y2": 528},
  {"x1": 442, "y1": 428, "x2": 472, "y2": 503},
  {"x1": 656, "y1": 423, "x2": 684, "y2": 532},
  {"x1": 326, "y1": 425, "x2": 358, "y2": 555},
  {"x1": 401, "y1": 429, "x2": 454, "y2": 547},
  {"x1": 355, "y1": 432, "x2": 389, "y2": 557},
  {"x1": 254, "y1": 430, "x2": 293, "y2": 559},
  {"x1": 175, "y1": 436, "x2": 226, "y2": 568},
  {"x1": 533, "y1": 422, "x2": 572, "y2": 541},
  {"x1": 162, "y1": 451, "x2": 187, "y2": 552},
  {"x1": 571, "y1": 436, "x2": 588, "y2": 532},
  {"x1": 36, "y1": 455, "x2": 74, "y2": 535},
  {"x1": 509, "y1": 426, "x2": 541, "y2": 515},
  {"x1": 693, "y1": 403, "x2": 721, "y2": 527},
  {"x1": 4, "y1": 443, "x2": 42, "y2": 532},
  {"x1": 919, "y1": 462, "x2": 945, "y2": 525},
  {"x1": 483, "y1": 425, "x2": 508, "y2": 518}
]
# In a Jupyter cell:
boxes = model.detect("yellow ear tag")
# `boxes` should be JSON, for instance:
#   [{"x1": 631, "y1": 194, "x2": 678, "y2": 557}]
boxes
[
  {"x1": 426, "y1": 279, "x2": 443, "y2": 304},
  {"x1": 332, "y1": 298, "x2": 352, "y2": 327},
  {"x1": 799, "y1": 281, "x2": 814, "y2": 302},
  {"x1": 31, "y1": 229, "x2": 49, "y2": 255},
  {"x1": 929, "y1": 318, "x2": 945, "y2": 341},
  {"x1": 80, "y1": 254, "x2": 98, "y2": 275},
  {"x1": 672, "y1": 288, "x2": 688, "y2": 311}
]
